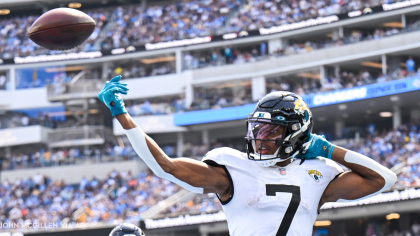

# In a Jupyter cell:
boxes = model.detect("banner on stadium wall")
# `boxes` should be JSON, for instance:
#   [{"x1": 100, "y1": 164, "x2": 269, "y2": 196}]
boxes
[
  {"x1": 174, "y1": 76, "x2": 420, "y2": 126},
  {"x1": 303, "y1": 76, "x2": 420, "y2": 107},
  {"x1": 141, "y1": 211, "x2": 226, "y2": 230}
]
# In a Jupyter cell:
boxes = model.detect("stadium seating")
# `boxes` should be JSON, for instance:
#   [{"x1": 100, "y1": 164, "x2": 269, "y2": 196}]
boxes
[
  {"x1": 100, "y1": 0, "x2": 242, "y2": 48},
  {"x1": 225, "y1": 0, "x2": 404, "y2": 32},
  {"x1": 0, "y1": 170, "x2": 220, "y2": 228},
  {"x1": 0, "y1": 0, "x2": 415, "y2": 60}
]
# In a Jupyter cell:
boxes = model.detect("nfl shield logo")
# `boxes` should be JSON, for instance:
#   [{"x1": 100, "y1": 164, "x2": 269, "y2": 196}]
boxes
[{"x1": 280, "y1": 168, "x2": 286, "y2": 175}]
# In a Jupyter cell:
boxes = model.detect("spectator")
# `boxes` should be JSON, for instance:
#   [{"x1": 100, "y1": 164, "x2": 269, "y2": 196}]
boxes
[
  {"x1": 413, "y1": 221, "x2": 420, "y2": 236},
  {"x1": 407, "y1": 57, "x2": 416, "y2": 76},
  {"x1": 32, "y1": 173, "x2": 43, "y2": 187},
  {"x1": 260, "y1": 42, "x2": 267, "y2": 56},
  {"x1": 20, "y1": 116, "x2": 29, "y2": 126},
  {"x1": 0, "y1": 170, "x2": 215, "y2": 228},
  {"x1": 0, "y1": 74, "x2": 8, "y2": 90}
]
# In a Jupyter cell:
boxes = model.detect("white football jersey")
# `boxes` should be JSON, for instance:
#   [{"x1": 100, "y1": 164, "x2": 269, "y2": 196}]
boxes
[{"x1": 202, "y1": 147, "x2": 343, "y2": 236}]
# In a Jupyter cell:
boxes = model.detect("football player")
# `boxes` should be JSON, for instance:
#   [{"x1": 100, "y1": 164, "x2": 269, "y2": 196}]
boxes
[{"x1": 99, "y1": 76, "x2": 397, "y2": 236}]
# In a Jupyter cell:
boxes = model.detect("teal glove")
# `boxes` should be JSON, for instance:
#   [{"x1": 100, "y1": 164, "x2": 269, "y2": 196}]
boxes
[
  {"x1": 296, "y1": 133, "x2": 335, "y2": 159},
  {"x1": 98, "y1": 75, "x2": 129, "y2": 116}
]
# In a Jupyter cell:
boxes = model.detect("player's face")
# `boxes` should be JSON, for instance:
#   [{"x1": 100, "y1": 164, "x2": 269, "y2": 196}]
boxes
[{"x1": 251, "y1": 123, "x2": 285, "y2": 155}]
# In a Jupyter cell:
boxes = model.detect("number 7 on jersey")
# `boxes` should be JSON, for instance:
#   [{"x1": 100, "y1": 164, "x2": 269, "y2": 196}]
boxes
[{"x1": 266, "y1": 184, "x2": 301, "y2": 236}]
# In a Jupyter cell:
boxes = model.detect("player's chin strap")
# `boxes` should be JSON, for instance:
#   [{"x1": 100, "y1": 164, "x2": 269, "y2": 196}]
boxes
[
  {"x1": 337, "y1": 150, "x2": 397, "y2": 202},
  {"x1": 125, "y1": 127, "x2": 204, "y2": 194}
]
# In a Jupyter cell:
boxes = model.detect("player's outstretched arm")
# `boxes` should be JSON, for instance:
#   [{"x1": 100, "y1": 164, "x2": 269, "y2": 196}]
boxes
[
  {"x1": 116, "y1": 113, "x2": 231, "y2": 196},
  {"x1": 98, "y1": 76, "x2": 231, "y2": 197},
  {"x1": 297, "y1": 134, "x2": 396, "y2": 206}
]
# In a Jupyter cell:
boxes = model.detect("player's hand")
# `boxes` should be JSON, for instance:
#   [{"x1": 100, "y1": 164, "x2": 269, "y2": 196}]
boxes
[
  {"x1": 295, "y1": 133, "x2": 335, "y2": 160},
  {"x1": 98, "y1": 75, "x2": 129, "y2": 116}
]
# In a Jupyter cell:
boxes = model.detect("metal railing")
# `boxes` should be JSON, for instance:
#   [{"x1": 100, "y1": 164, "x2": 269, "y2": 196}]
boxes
[{"x1": 47, "y1": 80, "x2": 104, "y2": 102}]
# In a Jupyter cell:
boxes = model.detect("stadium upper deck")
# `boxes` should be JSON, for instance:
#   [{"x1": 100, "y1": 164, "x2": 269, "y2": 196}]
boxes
[{"x1": 0, "y1": 0, "x2": 418, "y2": 60}]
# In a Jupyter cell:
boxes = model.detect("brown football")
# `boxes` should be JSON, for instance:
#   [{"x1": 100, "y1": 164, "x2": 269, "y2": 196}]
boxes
[{"x1": 28, "y1": 8, "x2": 96, "y2": 50}]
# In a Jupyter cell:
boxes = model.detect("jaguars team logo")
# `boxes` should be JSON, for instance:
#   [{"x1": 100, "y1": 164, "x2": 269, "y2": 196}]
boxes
[
  {"x1": 294, "y1": 98, "x2": 309, "y2": 115},
  {"x1": 307, "y1": 170, "x2": 323, "y2": 182}
]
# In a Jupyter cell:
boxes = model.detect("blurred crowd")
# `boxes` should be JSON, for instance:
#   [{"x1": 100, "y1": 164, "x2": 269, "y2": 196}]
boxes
[
  {"x1": 226, "y1": 0, "x2": 405, "y2": 32},
  {"x1": 341, "y1": 121, "x2": 420, "y2": 188},
  {"x1": 101, "y1": 0, "x2": 242, "y2": 49},
  {"x1": 0, "y1": 0, "x2": 242, "y2": 58},
  {"x1": 0, "y1": 170, "x2": 220, "y2": 229},
  {"x1": 0, "y1": 0, "x2": 414, "y2": 58}
]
